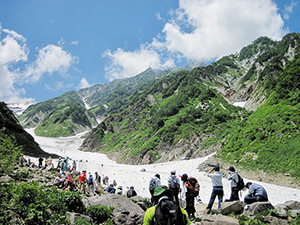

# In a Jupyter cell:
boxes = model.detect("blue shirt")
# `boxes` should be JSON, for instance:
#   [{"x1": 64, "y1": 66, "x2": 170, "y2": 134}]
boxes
[
  {"x1": 248, "y1": 183, "x2": 268, "y2": 199},
  {"x1": 207, "y1": 172, "x2": 223, "y2": 187}
]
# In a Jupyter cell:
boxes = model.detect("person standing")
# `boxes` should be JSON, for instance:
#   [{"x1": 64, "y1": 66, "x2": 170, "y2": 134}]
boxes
[
  {"x1": 149, "y1": 174, "x2": 161, "y2": 205},
  {"x1": 244, "y1": 182, "x2": 268, "y2": 205},
  {"x1": 226, "y1": 166, "x2": 239, "y2": 201},
  {"x1": 87, "y1": 174, "x2": 96, "y2": 196},
  {"x1": 61, "y1": 158, "x2": 68, "y2": 173},
  {"x1": 206, "y1": 166, "x2": 224, "y2": 214},
  {"x1": 38, "y1": 156, "x2": 43, "y2": 168},
  {"x1": 79, "y1": 170, "x2": 87, "y2": 194},
  {"x1": 95, "y1": 172, "x2": 101, "y2": 186},
  {"x1": 72, "y1": 160, "x2": 77, "y2": 171},
  {"x1": 168, "y1": 170, "x2": 181, "y2": 205},
  {"x1": 181, "y1": 174, "x2": 196, "y2": 220}
]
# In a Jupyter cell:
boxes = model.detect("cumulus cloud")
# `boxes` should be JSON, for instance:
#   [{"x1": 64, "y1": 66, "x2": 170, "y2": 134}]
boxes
[
  {"x1": 77, "y1": 78, "x2": 91, "y2": 90},
  {"x1": 103, "y1": 0, "x2": 287, "y2": 81},
  {"x1": 102, "y1": 45, "x2": 175, "y2": 81},
  {"x1": 0, "y1": 26, "x2": 77, "y2": 103},
  {"x1": 283, "y1": 1, "x2": 298, "y2": 19}
]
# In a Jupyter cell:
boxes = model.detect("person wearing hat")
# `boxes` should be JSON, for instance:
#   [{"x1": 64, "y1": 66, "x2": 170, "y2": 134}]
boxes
[
  {"x1": 181, "y1": 173, "x2": 196, "y2": 220},
  {"x1": 149, "y1": 173, "x2": 161, "y2": 204},
  {"x1": 78, "y1": 170, "x2": 87, "y2": 194},
  {"x1": 244, "y1": 182, "x2": 268, "y2": 205},
  {"x1": 206, "y1": 165, "x2": 224, "y2": 214},
  {"x1": 127, "y1": 186, "x2": 137, "y2": 198},
  {"x1": 116, "y1": 186, "x2": 123, "y2": 195},
  {"x1": 168, "y1": 170, "x2": 181, "y2": 205},
  {"x1": 143, "y1": 185, "x2": 191, "y2": 225},
  {"x1": 225, "y1": 166, "x2": 239, "y2": 202}
]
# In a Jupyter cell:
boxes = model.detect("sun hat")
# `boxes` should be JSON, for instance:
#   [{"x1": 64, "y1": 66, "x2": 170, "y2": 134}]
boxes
[
  {"x1": 171, "y1": 170, "x2": 176, "y2": 174},
  {"x1": 227, "y1": 166, "x2": 235, "y2": 172},
  {"x1": 153, "y1": 185, "x2": 172, "y2": 197}
]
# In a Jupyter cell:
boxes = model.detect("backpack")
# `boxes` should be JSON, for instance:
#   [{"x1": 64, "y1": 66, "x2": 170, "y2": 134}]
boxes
[
  {"x1": 236, "y1": 174, "x2": 245, "y2": 191},
  {"x1": 154, "y1": 199, "x2": 186, "y2": 225},
  {"x1": 170, "y1": 176, "x2": 179, "y2": 189},
  {"x1": 88, "y1": 177, "x2": 93, "y2": 185},
  {"x1": 187, "y1": 177, "x2": 200, "y2": 197},
  {"x1": 149, "y1": 177, "x2": 157, "y2": 191},
  {"x1": 127, "y1": 189, "x2": 137, "y2": 198}
]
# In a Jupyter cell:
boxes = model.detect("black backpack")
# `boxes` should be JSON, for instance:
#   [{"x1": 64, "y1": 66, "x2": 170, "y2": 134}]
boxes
[
  {"x1": 149, "y1": 177, "x2": 157, "y2": 191},
  {"x1": 154, "y1": 199, "x2": 186, "y2": 225},
  {"x1": 236, "y1": 174, "x2": 245, "y2": 191},
  {"x1": 187, "y1": 177, "x2": 200, "y2": 197}
]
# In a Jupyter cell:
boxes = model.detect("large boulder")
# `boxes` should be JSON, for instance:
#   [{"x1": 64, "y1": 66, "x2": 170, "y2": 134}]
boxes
[
  {"x1": 244, "y1": 202, "x2": 274, "y2": 216},
  {"x1": 262, "y1": 215, "x2": 288, "y2": 225},
  {"x1": 220, "y1": 201, "x2": 244, "y2": 215},
  {"x1": 274, "y1": 204, "x2": 288, "y2": 218},
  {"x1": 214, "y1": 214, "x2": 239, "y2": 225},
  {"x1": 82, "y1": 194, "x2": 145, "y2": 225},
  {"x1": 66, "y1": 212, "x2": 93, "y2": 225},
  {"x1": 283, "y1": 200, "x2": 300, "y2": 210}
]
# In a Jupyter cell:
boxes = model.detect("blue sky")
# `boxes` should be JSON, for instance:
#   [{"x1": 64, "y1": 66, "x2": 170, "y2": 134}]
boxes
[{"x1": 0, "y1": 0, "x2": 299, "y2": 103}]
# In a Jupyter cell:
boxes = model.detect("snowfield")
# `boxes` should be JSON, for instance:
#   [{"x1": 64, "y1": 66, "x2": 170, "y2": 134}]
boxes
[{"x1": 26, "y1": 128, "x2": 300, "y2": 205}]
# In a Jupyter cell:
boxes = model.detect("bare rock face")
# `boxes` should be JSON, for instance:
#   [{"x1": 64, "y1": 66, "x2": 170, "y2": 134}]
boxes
[
  {"x1": 220, "y1": 201, "x2": 244, "y2": 215},
  {"x1": 66, "y1": 212, "x2": 93, "y2": 225},
  {"x1": 244, "y1": 202, "x2": 275, "y2": 216}
]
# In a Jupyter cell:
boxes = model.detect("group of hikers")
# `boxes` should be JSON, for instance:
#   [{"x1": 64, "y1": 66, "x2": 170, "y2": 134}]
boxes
[
  {"x1": 144, "y1": 166, "x2": 269, "y2": 224},
  {"x1": 20, "y1": 155, "x2": 270, "y2": 224}
]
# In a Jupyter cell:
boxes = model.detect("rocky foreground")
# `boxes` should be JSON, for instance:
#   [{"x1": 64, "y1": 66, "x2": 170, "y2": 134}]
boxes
[{"x1": 1, "y1": 166, "x2": 300, "y2": 225}]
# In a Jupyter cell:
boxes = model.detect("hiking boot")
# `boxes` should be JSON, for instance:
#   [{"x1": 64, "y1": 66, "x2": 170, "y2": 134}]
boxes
[{"x1": 206, "y1": 208, "x2": 211, "y2": 214}]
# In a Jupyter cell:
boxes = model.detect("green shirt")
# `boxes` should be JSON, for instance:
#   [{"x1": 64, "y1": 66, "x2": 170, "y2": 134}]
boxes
[{"x1": 143, "y1": 204, "x2": 191, "y2": 225}]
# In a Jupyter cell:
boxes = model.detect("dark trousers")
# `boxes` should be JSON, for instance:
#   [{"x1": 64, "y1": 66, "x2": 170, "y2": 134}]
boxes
[
  {"x1": 207, "y1": 186, "x2": 223, "y2": 210},
  {"x1": 228, "y1": 187, "x2": 239, "y2": 201},
  {"x1": 170, "y1": 189, "x2": 179, "y2": 205},
  {"x1": 185, "y1": 194, "x2": 195, "y2": 216},
  {"x1": 244, "y1": 195, "x2": 268, "y2": 204}
]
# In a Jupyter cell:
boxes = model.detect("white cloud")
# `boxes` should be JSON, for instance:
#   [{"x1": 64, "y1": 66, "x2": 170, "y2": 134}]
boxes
[
  {"x1": 102, "y1": 0, "x2": 287, "y2": 80},
  {"x1": 0, "y1": 26, "x2": 77, "y2": 103},
  {"x1": 283, "y1": 1, "x2": 297, "y2": 19},
  {"x1": 102, "y1": 45, "x2": 174, "y2": 81},
  {"x1": 160, "y1": 0, "x2": 286, "y2": 61},
  {"x1": 45, "y1": 81, "x2": 73, "y2": 91},
  {"x1": 77, "y1": 78, "x2": 91, "y2": 90},
  {"x1": 71, "y1": 40, "x2": 79, "y2": 45}
]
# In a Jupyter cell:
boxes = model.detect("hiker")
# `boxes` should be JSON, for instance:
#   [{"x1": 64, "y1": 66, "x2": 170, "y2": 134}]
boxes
[
  {"x1": 105, "y1": 175, "x2": 109, "y2": 185},
  {"x1": 38, "y1": 156, "x2": 43, "y2": 168},
  {"x1": 116, "y1": 186, "x2": 123, "y2": 195},
  {"x1": 87, "y1": 174, "x2": 96, "y2": 196},
  {"x1": 57, "y1": 157, "x2": 62, "y2": 169},
  {"x1": 95, "y1": 172, "x2": 101, "y2": 186},
  {"x1": 53, "y1": 173, "x2": 65, "y2": 188},
  {"x1": 113, "y1": 179, "x2": 117, "y2": 187},
  {"x1": 168, "y1": 170, "x2": 181, "y2": 205},
  {"x1": 143, "y1": 185, "x2": 191, "y2": 225},
  {"x1": 149, "y1": 174, "x2": 161, "y2": 204},
  {"x1": 127, "y1": 186, "x2": 137, "y2": 198},
  {"x1": 225, "y1": 166, "x2": 239, "y2": 201},
  {"x1": 244, "y1": 182, "x2": 268, "y2": 205},
  {"x1": 206, "y1": 166, "x2": 224, "y2": 214},
  {"x1": 46, "y1": 156, "x2": 53, "y2": 167},
  {"x1": 181, "y1": 174, "x2": 199, "y2": 220},
  {"x1": 61, "y1": 158, "x2": 68, "y2": 173},
  {"x1": 72, "y1": 160, "x2": 77, "y2": 171},
  {"x1": 105, "y1": 184, "x2": 116, "y2": 193},
  {"x1": 79, "y1": 170, "x2": 87, "y2": 194},
  {"x1": 102, "y1": 175, "x2": 106, "y2": 185},
  {"x1": 65, "y1": 172, "x2": 76, "y2": 191},
  {"x1": 19, "y1": 154, "x2": 27, "y2": 167}
]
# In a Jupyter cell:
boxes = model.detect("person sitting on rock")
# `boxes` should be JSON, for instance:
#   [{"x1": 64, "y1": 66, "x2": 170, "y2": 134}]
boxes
[
  {"x1": 143, "y1": 185, "x2": 191, "y2": 225},
  {"x1": 116, "y1": 186, "x2": 123, "y2": 195},
  {"x1": 105, "y1": 184, "x2": 116, "y2": 194},
  {"x1": 127, "y1": 186, "x2": 137, "y2": 198},
  {"x1": 53, "y1": 173, "x2": 65, "y2": 188},
  {"x1": 244, "y1": 182, "x2": 268, "y2": 205}
]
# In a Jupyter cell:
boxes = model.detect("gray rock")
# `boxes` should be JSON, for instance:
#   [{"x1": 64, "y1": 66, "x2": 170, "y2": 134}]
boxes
[
  {"x1": 263, "y1": 215, "x2": 288, "y2": 225},
  {"x1": 66, "y1": 212, "x2": 93, "y2": 225},
  {"x1": 290, "y1": 209, "x2": 300, "y2": 218},
  {"x1": 244, "y1": 202, "x2": 274, "y2": 216},
  {"x1": 274, "y1": 204, "x2": 288, "y2": 218},
  {"x1": 214, "y1": 214, "x2": 239, "y2": 225},
  {"x1": 0, "y1": 175, "x2": 13, "y2": 183},
  {"x1": 113, "y1": 210, "x2": 144, "y2": 225},
  {"x1": 220, "y1": 201, "x2": 244, "y2": 215},
  {"x1": 284, "y1": 200, "x2": 300, "y2": 210}
]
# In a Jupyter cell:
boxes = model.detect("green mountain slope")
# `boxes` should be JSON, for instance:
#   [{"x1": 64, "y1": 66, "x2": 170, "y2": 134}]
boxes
[
  {"x1": 80, "y1": 33, "x2": 300, "y2": 180},
  {"x1": 35, "y1": 101, "x2": 97, "y2": 137},
  {"x1": 0, "y1": 102, "x2": 54, "y2": 157},
  {"x1": 19, "y1": 90, "x2": 84, "y2": 128}
]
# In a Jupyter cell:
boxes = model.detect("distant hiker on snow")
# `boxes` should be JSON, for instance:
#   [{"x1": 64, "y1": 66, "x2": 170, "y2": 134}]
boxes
[
  {"x1": 181, "y1": 173, "x2": 199, "y2": 220},
  {"x1": 127, "y1": 186, "x2": 137, "y2": 198},
  {"x1": 79, "y1": 170, "x2": 87, "y2": 194},
  {"x1": 38, "y1": 156, "x2": 43, "y2": 168},
  {"x1": 244, "y1": 182, "x2": 268, "y2": 205},
  {"x1": 168, "y1": 170, "x2": 181, "y2": 205},
  {"x1": 206, "y1": 166, "x2": 224, "y2": 214},
  {"x1": 143, "y1": 185, "x2": 191, "y2": 225},
  {"x1": 225, "y1": 166, "x2": 240, "y2": 201},
  {"x1": 87, "y1": 174, "x2": 96, "y2": 196},
  {"x1": 149, "y1": 174, "x2": 161, "y2": 204}
]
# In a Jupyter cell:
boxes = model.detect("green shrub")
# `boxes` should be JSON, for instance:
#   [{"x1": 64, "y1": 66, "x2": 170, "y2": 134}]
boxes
[{"x1": 85, "y1": 205, "x2": 114, "y2": 224}]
